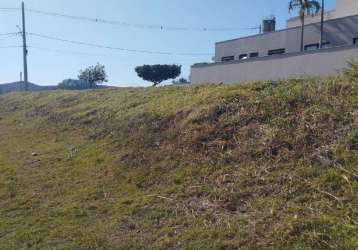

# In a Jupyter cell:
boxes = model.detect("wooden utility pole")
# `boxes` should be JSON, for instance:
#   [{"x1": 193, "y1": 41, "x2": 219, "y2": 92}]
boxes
[
  {"x1": 320, "y1": 0, "x2": 325, "y2": 48},
  {"x1": 21, "y1": 1, "x2": 28, "y2": 91}
]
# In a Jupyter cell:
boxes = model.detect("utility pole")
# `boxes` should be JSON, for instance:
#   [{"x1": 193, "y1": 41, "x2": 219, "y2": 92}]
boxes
[
  {"x1": 21, "y1": 1, "x2": 28, "y2": 91},
  {"x1": 320, "y1": 0, "x2": 325, "y2": 48}
]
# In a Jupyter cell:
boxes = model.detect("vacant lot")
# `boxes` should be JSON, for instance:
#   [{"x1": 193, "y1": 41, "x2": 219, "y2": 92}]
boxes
[{"x1": 0, "y1": 76, "x2": 357, "y2": 249}]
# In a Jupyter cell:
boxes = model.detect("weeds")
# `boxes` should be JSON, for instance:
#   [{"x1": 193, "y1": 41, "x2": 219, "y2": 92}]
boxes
[{"x1": 0, "y1": 74, "x2": 357, "y2": 249}]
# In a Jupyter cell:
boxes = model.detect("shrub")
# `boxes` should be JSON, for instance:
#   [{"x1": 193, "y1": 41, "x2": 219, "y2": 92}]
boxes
[{"x1": 343, "y1": 61, "x2": 358, "y2": 82}]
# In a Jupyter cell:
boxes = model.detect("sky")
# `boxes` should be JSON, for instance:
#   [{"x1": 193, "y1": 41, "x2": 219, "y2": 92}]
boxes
[{"x1": 0, "y1": 0, "x2": 335, "y2": 87}]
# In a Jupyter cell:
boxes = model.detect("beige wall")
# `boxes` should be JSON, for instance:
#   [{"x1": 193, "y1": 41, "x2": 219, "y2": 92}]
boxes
[
  {"x1": 191, "y1": 45, "x2": 358, "y2": 84},
  {"x1": 336, "y1": 0, "x2": 358, "y2": 16},
  {"x1": 216, "y1": 15, "x2": 358, "y2": 62},
  {"x1": 286, "y1": 11, "x2": 336, "y2": 28}
]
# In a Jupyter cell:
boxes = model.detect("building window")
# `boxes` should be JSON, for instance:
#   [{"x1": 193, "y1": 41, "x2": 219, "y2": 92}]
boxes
[
  {"x1": 321, "y1": 42, "x2": 331, "y2": 48},
  {"x1": 249, "y1": 52, "x2": 259, "y2": 58},
  {"x1": 304, "y1": 43, "x2": 319, "y2": 51},
  {"x1": 268, "y1": 48, "x2": 285, "y2": 56},
  {"x1": 353, "y1": 37, "x2": 358, "y2": 44},
  {"x1": 239, "y1": 54, "x2": 248, "y2": 60},
  {"x1": 221, "y1": 56, "x2": 235, "y2": 62}
]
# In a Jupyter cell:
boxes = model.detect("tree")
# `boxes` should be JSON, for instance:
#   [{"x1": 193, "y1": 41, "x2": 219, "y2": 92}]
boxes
[
  {"x1": 135, "y1": 64, "x2": 181, "y2": 87},
  {"x1": 289, "y1": 0, "x2": 321, "y2": 52},
  {"x1": 78, "y1": 63, "x2": 108, "y2": 88}
]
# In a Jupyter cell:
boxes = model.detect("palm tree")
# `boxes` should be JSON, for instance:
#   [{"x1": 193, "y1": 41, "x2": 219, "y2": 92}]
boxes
[{"x1": 289, "y1": 0, "x2": 321, "y2": 52}]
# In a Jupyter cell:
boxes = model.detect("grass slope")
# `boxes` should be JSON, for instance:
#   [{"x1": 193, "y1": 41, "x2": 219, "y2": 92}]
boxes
[{"x1": 0, "y1": 75, "x2": 357, "y2": 249}]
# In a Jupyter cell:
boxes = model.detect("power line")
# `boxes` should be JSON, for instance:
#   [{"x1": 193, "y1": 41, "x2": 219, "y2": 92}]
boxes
[
  {"x1": 28, "y1": 45, "x2": 109, "y2": 57},
  {"x1": 0, "y1": 45, "x2": 22, "y2": 49},
  {"x1": 0, "y1": 32, "x2": 20, "y2": 36},
  {"x1": 28, "y1": 46, "x2": 196, "y2": 65},
  {"x1": 26, "y1": 8, "x2": 260, "y2": 32},
  {"x1": 0, "y1": 7, "x2": 20, "y2": 11},
  {"x1": 0, "y1": 36, "x2": 19, "y2": 42},
  {"x1": 1, "y1": 6, "x2": 261, "y2": 32},
  {"x1": 27, "y1": 32, "x2": 212, "y2": 56}
]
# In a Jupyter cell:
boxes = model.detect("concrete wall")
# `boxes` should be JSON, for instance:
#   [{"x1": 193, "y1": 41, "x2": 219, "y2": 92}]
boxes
[
  {"x1": 215, "y1": 15, "x2": 358, "y2": 62},
  {"x1": 191, "y1": 45, "x2": 358, "y2": 84},
  {"x1": 286, "y1": 11, "x2": 336, "y2": 28},
  {"x1": 336, "y1": 0, "x2": 358, "y2": 18}
]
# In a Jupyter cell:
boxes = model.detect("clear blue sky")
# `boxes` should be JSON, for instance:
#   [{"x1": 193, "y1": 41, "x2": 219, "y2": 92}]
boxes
[{"x1": 0, "y1": 0, "x2": 335, "y2": 87}]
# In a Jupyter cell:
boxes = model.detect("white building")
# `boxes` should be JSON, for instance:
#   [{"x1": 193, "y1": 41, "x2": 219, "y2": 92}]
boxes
[{"x1": 191, "y1": 0, "x2": 358, "y2": 84}]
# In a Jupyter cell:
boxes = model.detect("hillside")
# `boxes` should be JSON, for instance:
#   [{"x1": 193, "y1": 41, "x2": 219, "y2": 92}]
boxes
[
  {"x1": 0, "y1": 75, "x2": 357, "y2": 249},
  {"x1": 0, "y1": 82, "x2": 57, "y2": 95}
]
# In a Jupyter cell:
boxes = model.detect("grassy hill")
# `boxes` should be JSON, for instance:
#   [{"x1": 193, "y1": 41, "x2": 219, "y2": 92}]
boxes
[
  {"x1": 0, "y1": 74, "x2": 357, "y2": 249},
  {"x1": 0, "y1": 82, "x2": 57, "y2": 95}
]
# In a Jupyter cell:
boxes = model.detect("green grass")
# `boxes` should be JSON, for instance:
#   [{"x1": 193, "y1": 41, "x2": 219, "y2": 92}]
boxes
[{"x1": 0, "y1": 75, "x2": 357, "y2": 249}]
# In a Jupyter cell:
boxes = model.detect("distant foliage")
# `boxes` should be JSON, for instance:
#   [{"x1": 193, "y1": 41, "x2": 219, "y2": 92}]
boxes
[
  {"x1": 58, "y1": 79, "x2": 93, "y2": 90},
  {"x1": 135, "y1": 64, "x2": 181, "y2": 86},
  {"x1": 78, "y1": 64, "x2": 108, "y2": 88},
  {"x1": 173, "y1": 77, "x2": 190, "y2": 85}
]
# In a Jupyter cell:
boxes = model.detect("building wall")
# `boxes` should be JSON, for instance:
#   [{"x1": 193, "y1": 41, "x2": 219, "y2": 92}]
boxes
[
  {"x1": 286, "y1": 11, "x2": 336, "y2": 28},
  {"x1": 287, "y1": 0, "x2": 358, "y2": 28},
  {"x1": 215, "y1": 15, "x2": 358, "y2": 63},
  {"x1": 191, "y1": 45, "x2": 358, "y2": 84},
  {"x1": 336, "y1": 0, "x2": 358, "y2": 18}
]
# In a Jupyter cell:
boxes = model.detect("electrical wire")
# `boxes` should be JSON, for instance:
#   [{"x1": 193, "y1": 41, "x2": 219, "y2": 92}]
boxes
[
  {"x1": 26, "y1": 8, "x2": 261, "y2": 32},
  {"x1": 28, "y1": 46, "x2": 195, "y2": 65},
  {"x1": 28, "y1": 45, "x2": 110, "y2": 57},
  {"x1": 0, "y1": 33, "x2": 20, "y2": 42},
  {"x1": 0, "y1": 7, "x2": 20, "y2": 11},
  {"x1": 0, "y1": 32, "x2": 20, "y2": 36},
  {"x1": 0, "y1": 37, "x2": 18, "y2": 42},
  {"x1": 1, "y1": 6, "x2": 261, "y2": 32},
  {"x1": 1, "y1": 7, "x2": 260, "y2": 32},
  {"x1": 27, "y1": 32, "x2": 212, "y2": 56},
  {"x1": 0, "y1": 45, "x2": 22, "y2": 49}
]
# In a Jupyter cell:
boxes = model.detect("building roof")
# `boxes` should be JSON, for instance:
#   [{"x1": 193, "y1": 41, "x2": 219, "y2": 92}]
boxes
[{"x1": 216, "y1": 13, "x2": 358, "y2": 45}]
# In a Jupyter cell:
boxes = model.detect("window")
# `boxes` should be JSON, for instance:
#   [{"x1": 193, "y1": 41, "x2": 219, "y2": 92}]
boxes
[
  {"x1": 239, "y1": 54, "x2": 248, "y2": 60},
  {"x1": 249, "y1": 52, "x2": 259, "y2": 58},
  {"x1": 321, "y1": 42, "x2": 331, "y2": 48},
  {"x1": 221, "y1": 56, "x2": 234, "y2": 62},
  {"x1": 268, "y1": 48, "x2": 285, "y2": 56},
  {"x1": 354, "y1": 37, "x2": 358, "y2": 45},
  {"x1": 304, "y1": 43, "x2": 319, "y2": 51}
]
